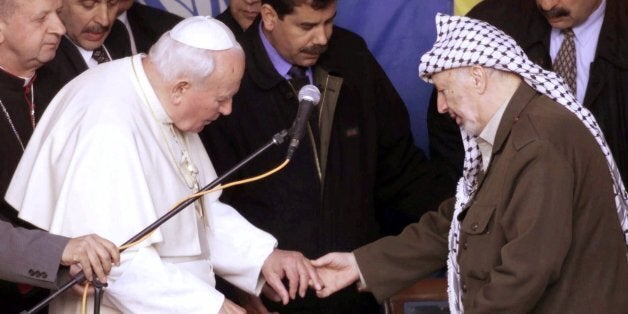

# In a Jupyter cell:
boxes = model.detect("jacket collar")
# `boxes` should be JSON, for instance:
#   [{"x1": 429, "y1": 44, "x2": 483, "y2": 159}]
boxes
[
  {"x1": 0, "y1": 67, "x2": 29, "y2": 93},
  {"x1": 216, "y1": 7, "x2": 245, "y2": 41},
  {"x1": 242, "y1": 18, "x2": 288, "y2": 90},
  {"x1": 492, "y1": 83, "x2": 538, "y2": 154},
  {"x1": 517, "y1": 10, "x2": 551, "y2": 63},
  {"x1": 595, "y1": 0, "x2": 628, "y2": 69},
  {"x1": 57, "y1": 36, "x2": 90, "y2": 74}
]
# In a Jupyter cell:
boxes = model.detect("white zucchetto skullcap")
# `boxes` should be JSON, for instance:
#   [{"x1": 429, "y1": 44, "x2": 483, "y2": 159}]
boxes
[{"x1": 169, "y1": 16, "x2": 238, "y2": 51}]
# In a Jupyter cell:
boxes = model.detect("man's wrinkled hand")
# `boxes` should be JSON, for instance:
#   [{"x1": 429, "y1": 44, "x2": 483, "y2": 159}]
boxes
[
  {"x1": 261, "y1": 249, "x2": 323, "y2": 304},
  {"x1": 61, "y1": 234, "x2": 120, "y2": 283},
  {"x1": 311, "y1": 252, "x2": 360, "y2": 298}
]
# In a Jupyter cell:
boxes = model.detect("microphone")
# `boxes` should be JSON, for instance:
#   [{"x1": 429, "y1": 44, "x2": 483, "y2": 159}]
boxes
[{"x1": 286, "y1": 84, "x2": 321, "y2": 159}]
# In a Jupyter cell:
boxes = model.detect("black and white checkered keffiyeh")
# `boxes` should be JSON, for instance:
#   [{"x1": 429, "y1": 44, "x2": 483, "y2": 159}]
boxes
[{"x1": 418, "y1": 13, "x2": 628, "y2": 313}]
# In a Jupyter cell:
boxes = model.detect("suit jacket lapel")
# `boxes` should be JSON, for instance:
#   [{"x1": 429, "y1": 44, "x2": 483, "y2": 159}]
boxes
[
  {"x1": 313, "y1": 67, "x2": 342, "y2": 180},
  {"x1": 583, "y1": 0, "x2": 628, "y2": 108},
  {"x1": 104, "y1": 20, "x2": 132, "y2": 58},
  {"x1": 477, "y1": 83, "x2": 537, "y2": 188},
  {"x1": 58, "y1": 36, "x2": 89, "y2": 75}
]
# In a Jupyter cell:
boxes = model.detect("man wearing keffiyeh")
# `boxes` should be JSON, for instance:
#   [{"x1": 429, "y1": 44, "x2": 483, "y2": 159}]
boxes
[{"x1": 312, "y1": 13, "x2": 628, "y2": 313}]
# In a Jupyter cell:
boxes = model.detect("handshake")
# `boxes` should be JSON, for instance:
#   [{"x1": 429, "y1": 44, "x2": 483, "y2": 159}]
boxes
[{"x1": 221, "y1": 250, "x2": 360, "y2": 314}]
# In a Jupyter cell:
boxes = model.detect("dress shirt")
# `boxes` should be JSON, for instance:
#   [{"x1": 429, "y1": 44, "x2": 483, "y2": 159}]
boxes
[
  {"x1": 549, "y1": 0, "x2": 605, "y2": 103},
  {"x1": 477, "y1": 97, "x2": 510, "y2": 172},
  {"x1": 259, "y1": 23, "x2": 312, "y2": 82}
]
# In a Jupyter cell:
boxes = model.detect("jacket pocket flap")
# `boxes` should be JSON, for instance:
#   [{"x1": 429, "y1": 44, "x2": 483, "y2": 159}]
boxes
[{"x1": 461, "y1": 204, "x2": 496, "y2": 235}]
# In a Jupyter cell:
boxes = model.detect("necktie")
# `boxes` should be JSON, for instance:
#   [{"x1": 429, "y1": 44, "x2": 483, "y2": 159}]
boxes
[
  {"x1": 553, "y1": 28, "x2": 576, "y2": 94},
  {"x1": 92, "y1": 46, "x2": 111, "y2": 64},
  {"x1": 288, "y1": 65, "x2": 309, "y2": 93}
]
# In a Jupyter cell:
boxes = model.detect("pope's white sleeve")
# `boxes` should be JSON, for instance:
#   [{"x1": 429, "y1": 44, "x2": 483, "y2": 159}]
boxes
[
  {"x1": 104, "y1": 247, "x2": 224, "y2": 313},
  {"x1": 206, "y1": 200, "x2": 277, "y2": 295}
]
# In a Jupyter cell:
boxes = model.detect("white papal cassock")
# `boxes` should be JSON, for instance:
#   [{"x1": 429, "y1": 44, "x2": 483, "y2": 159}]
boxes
[{"x1": 6, "y1": 55, "x2": 277, "y2": 313}]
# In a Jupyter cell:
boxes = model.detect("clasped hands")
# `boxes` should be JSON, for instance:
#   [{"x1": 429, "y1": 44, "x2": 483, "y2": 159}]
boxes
[
  {"x1": 223, "y1": 251, "x2": 361, "y2": 313},
  {"x1": 263, "y1": 250, "x2": 362, "y2": 302}
]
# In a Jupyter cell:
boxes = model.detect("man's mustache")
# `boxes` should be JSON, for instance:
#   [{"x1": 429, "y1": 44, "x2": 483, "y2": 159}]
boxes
[
  {"x1": 539, "y1": 7, "x2": 570, "y2": 19},
  {"x1": 300, "y1": 44, "x2": 328, "y2": 55},
  {"x1": 83, "y1": 24, "x2": 110, "y2": 34}
]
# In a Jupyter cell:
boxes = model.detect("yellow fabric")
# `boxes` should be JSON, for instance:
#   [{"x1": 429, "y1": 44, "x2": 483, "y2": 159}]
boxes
[{"x1": 454, "y1": 0, "x2": 483, "y2": 16}]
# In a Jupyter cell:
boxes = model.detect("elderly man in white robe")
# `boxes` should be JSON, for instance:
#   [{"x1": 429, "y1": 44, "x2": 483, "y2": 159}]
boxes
[{"x1": 5, "y1": 16, "x2": 321, "y2": 313}]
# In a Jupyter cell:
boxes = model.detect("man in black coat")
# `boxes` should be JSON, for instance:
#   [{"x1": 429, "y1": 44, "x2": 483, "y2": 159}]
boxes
[
  {"x1": 215, "y1": 0, "x2": 261, "y2": 41},
  {"x1": 109, "y1": 0, "x2": 182, "y2": 54},
  {"x1": 428, "y1": 0, "x2": 628, "y2": 184},
  {"x1": 34, "y1": 0, "x2": 128, "y2": 107},
  {"x1": 200, "y1": 0, "x2": 455, "y2": 312}
]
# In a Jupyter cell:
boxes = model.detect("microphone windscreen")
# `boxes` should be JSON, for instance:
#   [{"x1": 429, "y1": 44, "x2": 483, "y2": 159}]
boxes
[{"x1": 298, "y1": 85, "x2": 321, "y2": 105}]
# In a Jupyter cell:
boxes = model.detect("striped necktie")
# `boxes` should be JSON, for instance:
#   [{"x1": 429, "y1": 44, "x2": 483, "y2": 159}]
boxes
[{"x1": 553, "y1": 28, "x2": 576, "y2": 94}]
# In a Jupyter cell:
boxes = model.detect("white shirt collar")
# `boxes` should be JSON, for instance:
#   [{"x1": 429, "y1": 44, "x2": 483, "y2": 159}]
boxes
[
  {"x1": 67, "y1": 35, "x2": 111, "y2": 69},
  {"x1": 549, "y1": 0, "x2": 605, "y2": 103},
  {"x1": 477, "y1": 95, "x2": 511, "y2": 171}
]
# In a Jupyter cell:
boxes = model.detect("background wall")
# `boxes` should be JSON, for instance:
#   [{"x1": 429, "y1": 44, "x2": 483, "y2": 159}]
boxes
[
  {"x1": 140, "y1": 0, "x2": 479, "y2": 154},
  {"x1": 333, "y1": 0, "x2": 452, "y2": 153}
]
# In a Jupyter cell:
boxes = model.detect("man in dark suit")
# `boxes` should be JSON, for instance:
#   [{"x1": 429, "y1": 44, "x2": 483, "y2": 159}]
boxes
[
  {"x1": 215, "y1": 0, "x2": 261, "y2": 41},
  {"x1": 0, "y1": 0, "x2": 120, "y2": 311},
  {"x1": 313, "y1": 13, "x2": 628, "y2": 313},
  {"x1": 201, "y1": 0, "x2": 455, "y2": 312},
  {"x1": 34, "y1": 0, "x2": 128, "y2": 107},
  {"x1": 110, "y1": 0, "x2": 182, "y2": 54},
  {"x1": 428, "y1": 0, "x2": 628, "y2": 185}
]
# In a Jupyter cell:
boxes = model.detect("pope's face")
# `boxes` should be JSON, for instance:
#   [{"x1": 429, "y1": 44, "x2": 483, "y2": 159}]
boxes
[
  {"x1": 0, "y1": 0, "x2": 65, "y2": 76},
  {"x1": 59, "y1": 0, "x2": 119, "y2": 50},
  {"x1": 261, "y1": 2, "x2": 335, "y2": 67},
  {"x1": 173, "y1": 50, "x2": 245, "y2": 133},
  {"x1": 536, "y1": 0, "x2": 602, "y2": 29}
]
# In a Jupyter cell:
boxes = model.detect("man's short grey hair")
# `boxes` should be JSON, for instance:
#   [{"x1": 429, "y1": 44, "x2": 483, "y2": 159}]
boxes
[{"x1": 148, "y1": 31, "x2": 243, "y2": 85}]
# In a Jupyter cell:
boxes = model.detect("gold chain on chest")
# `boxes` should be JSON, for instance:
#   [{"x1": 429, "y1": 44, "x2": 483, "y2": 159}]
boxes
[{"x1": 131, "y1": 57, "x2": 206, "y2": 221}]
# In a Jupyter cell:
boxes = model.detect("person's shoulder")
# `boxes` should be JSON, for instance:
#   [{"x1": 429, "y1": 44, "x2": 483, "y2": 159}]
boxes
[
  {"x1": 329, "y1": 26, "x2": 368, "y2": 49},
  {"x1": 52, "y1": 58, "x2": 135, "y2": 113},
  {"x1": 216, "y1": 8, "x2": 244, "y2": 40},
  {"x1": 600, "y1": 0, "x2": 628, "y2": 68},
  {"x1": 468, "y1": 0, "x2": 536, "y2": 19},
  {"x1": 39, "y1": 36, "x2": 82, "y2": 72},
  {"x1": 467, "y1": 0, "x2": 545, "y2": 36},
  {"x1": 321, "y1": 26, "x2": 370, "y2": 66},
  {"x1": 128, "y1": 2, "x2": 183, "y2": 26},
  {"x1": 215, "y1": 7, "x2": 234, "y2": 25},
  {"x1": 511, "y1": 94, "x2": 593, "y2": 152}
]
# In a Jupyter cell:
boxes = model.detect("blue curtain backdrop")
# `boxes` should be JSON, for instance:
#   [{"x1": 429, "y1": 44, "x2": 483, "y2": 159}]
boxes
[
  {"x1": 334, "y1": 0, "x2": 453, "y2": 153},
  {"x1": 140, "y1": 0, "x2": 453, "y2": 153}
]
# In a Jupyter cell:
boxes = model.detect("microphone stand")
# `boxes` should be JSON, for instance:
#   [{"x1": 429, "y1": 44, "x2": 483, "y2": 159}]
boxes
[{"x1": 22, "y1": 129, "x2": 289, "y2": 314}]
